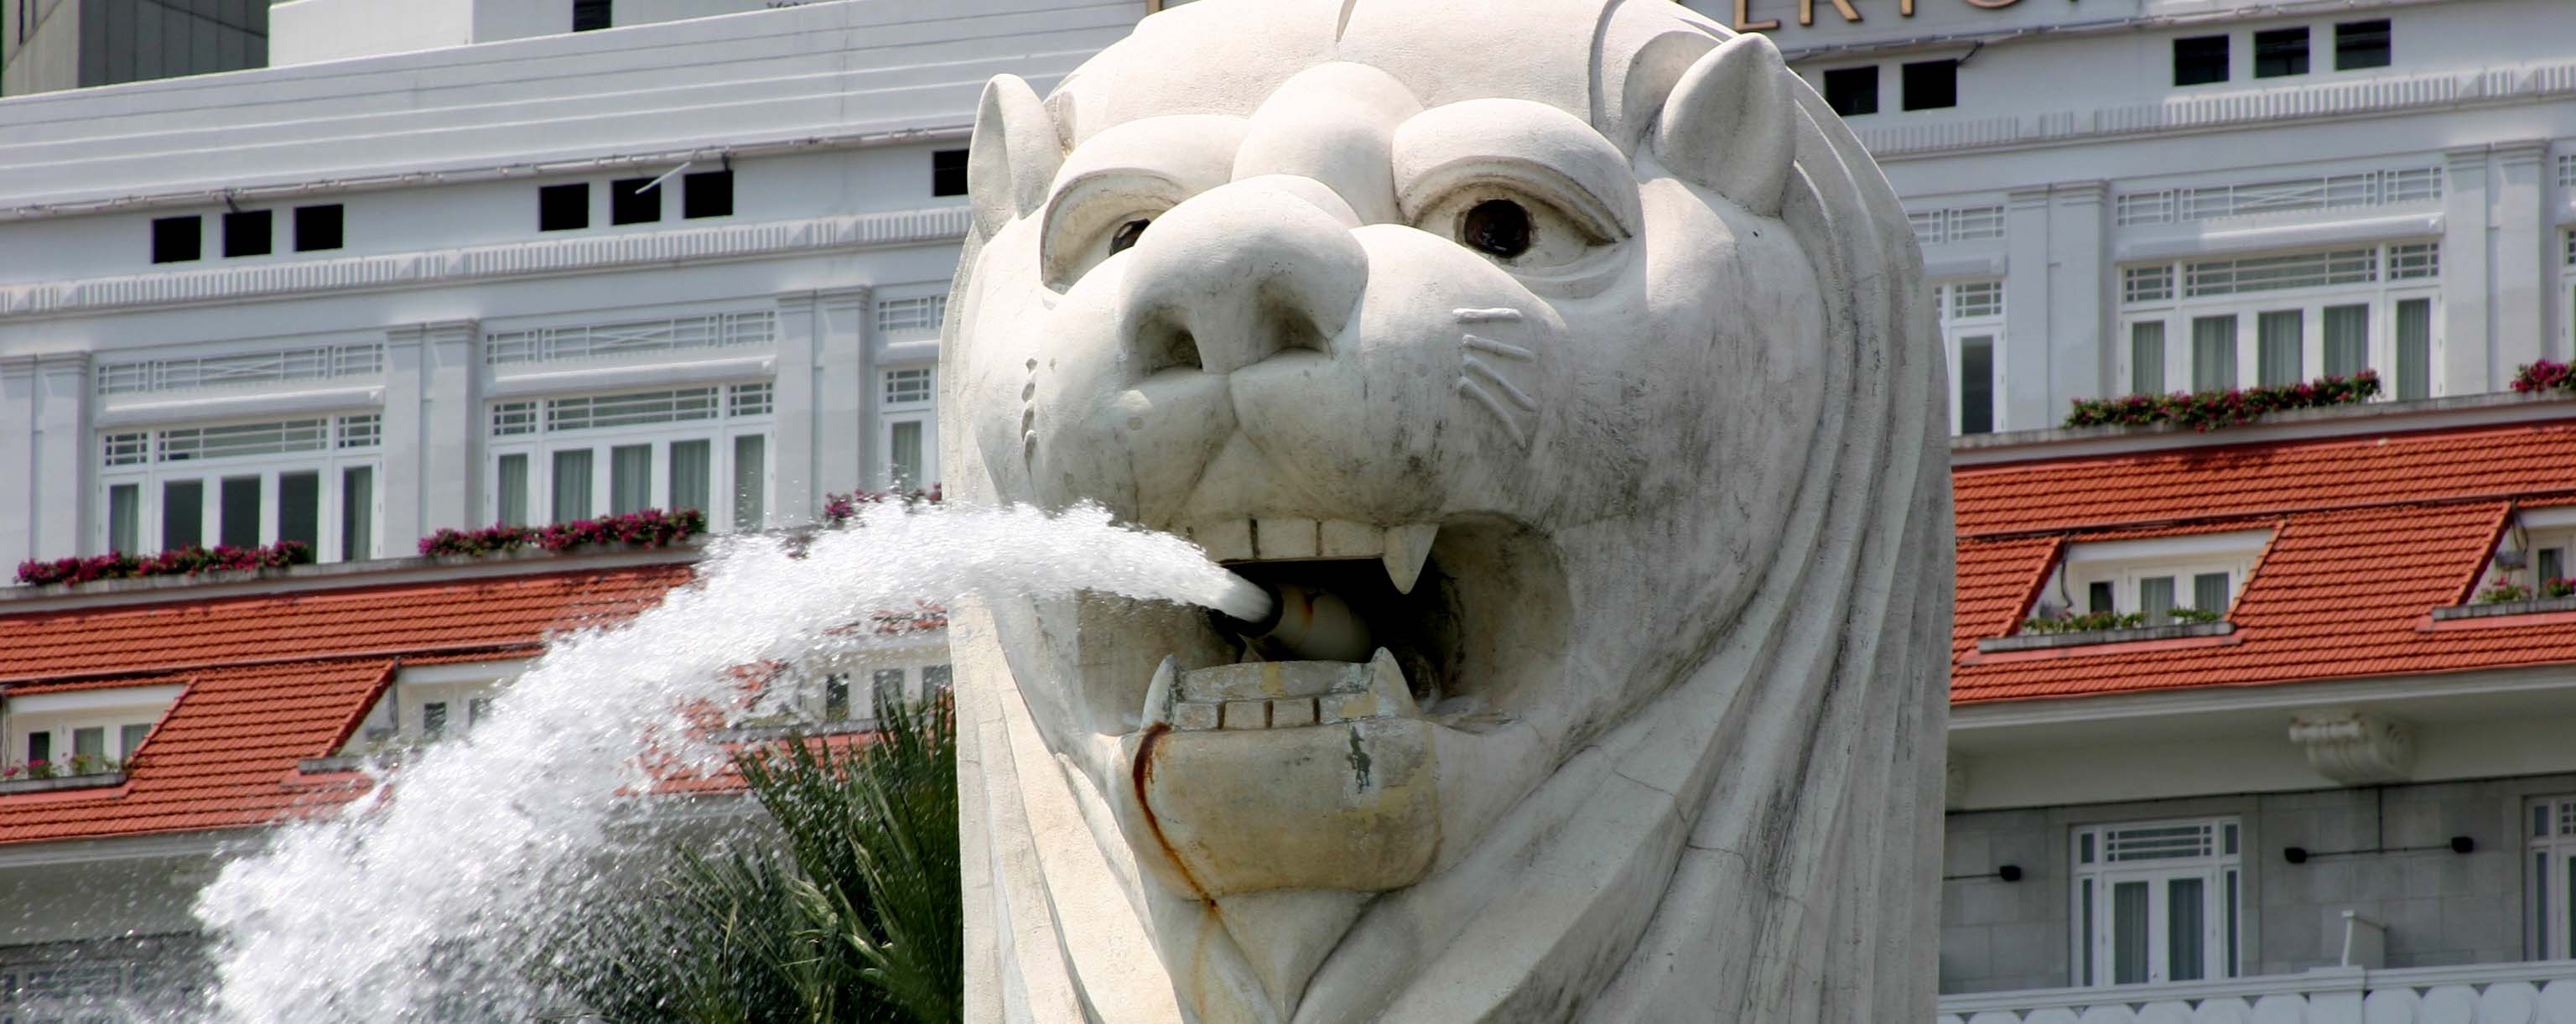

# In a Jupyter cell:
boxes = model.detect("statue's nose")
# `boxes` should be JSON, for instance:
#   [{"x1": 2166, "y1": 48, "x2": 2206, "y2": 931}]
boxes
[{"x1": 1118, "y1": 178, "x2": 1368, "y2": 377}]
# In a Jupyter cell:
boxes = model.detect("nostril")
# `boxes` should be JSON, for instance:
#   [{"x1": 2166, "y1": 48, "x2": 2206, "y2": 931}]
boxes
[{"x1": 1139, "y1": 317, "x2": 1202, "y2": 377}]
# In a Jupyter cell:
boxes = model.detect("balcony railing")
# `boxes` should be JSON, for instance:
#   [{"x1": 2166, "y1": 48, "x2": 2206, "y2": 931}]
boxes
[{"x1": 1940, "y1": 962, "x2": 2576, "y2": 1023}]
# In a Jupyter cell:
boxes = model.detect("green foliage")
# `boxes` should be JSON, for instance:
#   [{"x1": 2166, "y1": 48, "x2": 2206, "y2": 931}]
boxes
[{"x1": 535, "y1": 695, "x2": 960, "y2": 1023}]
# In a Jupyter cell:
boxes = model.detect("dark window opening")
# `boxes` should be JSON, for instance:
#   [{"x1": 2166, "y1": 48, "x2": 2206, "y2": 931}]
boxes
[
  {"x1": 932, "y1": 148, "x2": 969, "y2": 198},
  {"x1": 539, "y1": 183, "x2": 589, "y2": 231},
  {"x1": 2336, "y1": 19, "x2": 2391, "y2": 70},
  {"x1": 1901, "y1": 60, "x2": 1957, "y2": 112},
  {"x1": 151, "y1": 216, "x2": 201, "y2": 263},
  {"x1": 163, "y1": 480, "x2": 203, "y2": 548},
  {"x1": 28, "y1": 732, "x2": 49, "y2": 765},
  {"x1": 2254, "y1": 27, "x2": 2309, "y2": 78},
  {"x1": 294, "y1": 205, "x2": 344, "y2": 252},
  {"x1": 279, "y1": 471, "x2": 319, "y2": 550},
  {"x1": 1822, "y1": 65, "x2": 1878, "y2": 117},
  {"x1": 423, "y1": 702, "x2": 449, "y2": 738},
  {"x1": 222, "y1": 210, "x2": 273, "y2": 257},
  {"x1": 573, "y1": 0, "x2": 611, "y2": 32},
  {"x1": 2174, "y1": 35, "x2": 2230, "y2": 86},
  {"x1": 610, "y1": 177, "x2": 661, "y2": 226},
  {"x1": 824, "y1": 674, "x2": 851, "y2": 720},
  {"x1": 1959, "y1": 335, "x2": 1994, "y2": 434},
  {"x1": 2086, "y1": 581, "x2": 2115, "y2": 615},
  {"x1": 683, "y1": 169, "x2": 733, "y2": 219},
  {"x1": 219, "y1": 476, "x2": 260, "y2": 548}
]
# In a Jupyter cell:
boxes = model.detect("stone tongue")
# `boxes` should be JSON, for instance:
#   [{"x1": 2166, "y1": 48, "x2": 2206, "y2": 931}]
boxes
[{"x1": 1210, "y1": 889, "x2": 1373, "y2": 1016}]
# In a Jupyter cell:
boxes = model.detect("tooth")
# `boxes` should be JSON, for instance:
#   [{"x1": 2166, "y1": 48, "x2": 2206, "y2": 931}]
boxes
[
  {"x1": 1367, "y1": 647, "x2": 1417, "y2": 718},
  {"x1": 1270, "y1": 698, "x2": 1317, "y2": 728},
  {"x1": 1319, "y1": 520, "x2": 1381, "y2": 557},
  {"x1": 1221, "y1": 699, "x2": 1270, "y2": 730},
  {"x1": 1141, "y1": 656, "x2": 1177, "y2": 729},
  {"x1": 1198, "y1": 520, "x2": 1254, "y2": 562},
  {"x1": 1382, "y1": 524, "x2": 1436, "y2": 595},
  {"x1": 1172, "y1": 702, "x2": 1222, "y2": 731},
  {"x1": 1254, "y1": 517, "x2": 1319, "y2": 559}
]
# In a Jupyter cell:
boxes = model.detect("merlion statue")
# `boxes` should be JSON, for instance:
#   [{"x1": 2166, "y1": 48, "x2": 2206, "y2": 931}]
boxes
[{"x1": 938, "y1": 0, "x2": 1951, "y2": 1020}]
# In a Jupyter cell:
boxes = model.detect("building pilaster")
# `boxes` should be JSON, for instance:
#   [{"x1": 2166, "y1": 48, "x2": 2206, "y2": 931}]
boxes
[
  {"x1": 383, "y1": 320, "x2": 480, "y2": 548},
  {"x1": 2440, "y1": 146, "x2": 2493, "y2": 395},
  {"x1": 771, "y1": 287, "x2": 872, "y2": 526},
  {"x1": 31, "y1": 353, "x2": 91, "y2": 563},
  {"x1": 2048, "y1": 181, "x2": 2111, "y2": 413},
  {"x1": 2002, "y1": 187, "x2": 2054, "y2": 431},
  {"x1": 2492, "y1": 141, "x2": 2547, "y2": 379},
  {"x1": 0, "y1": 356, "x2": 38, "y2": 570}
]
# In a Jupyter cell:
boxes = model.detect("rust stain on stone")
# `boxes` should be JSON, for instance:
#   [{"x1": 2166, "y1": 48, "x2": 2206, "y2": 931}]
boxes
[{"x1": 1131, "y1": 723, "x2": 1208, "y2": 899}]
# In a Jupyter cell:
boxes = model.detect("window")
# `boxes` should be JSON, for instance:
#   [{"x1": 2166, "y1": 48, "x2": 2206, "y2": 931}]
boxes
[
  {"x1": 683, "y1": 170, "x2": 733, "y2": 219},
  {"x1": 102, "y1": 414, "x2": 381, "y2": 559},
  {"x1": 539, "y1": 184, "x2": 589, "y2": 231},
  {"x1": 2174, "y1": 35, "x2": 2229, "y2": 86},
  {"x1": 486, "y1": 310, "x2": 775, "y2": 366},
  {"x1": 873, "y1": 668, "x2": 906, "y2": 708},
  {"x1": 610, "y1": 177, "x2": 661, "y2": 226},
  {"x1": 1935, "y1": 282, "x2": 2004, "y2": 436},
  {"x1": 487, "y1": 382, "x2": 774, "y2": 533},
  {"x1": 294, "y1": 204, "x2": 344, "y2": 252},
  {"x1": 2529, "y1": 796, "x2": 2576, "y2": 959},
  {"x1": 2396, "y1": 298, "x2": 2432, "y2": 399},
  {"x1": 2191, "y1": 315, "x2": 2236, "y2": 391},
  {"x1": 469, "y1": 698, "x2": 493, "y2": 728},
  {"x1": 932, "y1": 148, "x2": 969, "y2": 198},
  {"x1": 875, "y1": 296, "x2": 947, "y2": 336},
  {"x1": 222, "y1": 210, "x2": 273, "y2": 257},
  {"x1": 1958, "y1": 338, "x2": 1994, "y2": 435},
  {"x1": 8, "y1": 685, "x2": 184, "y2": 773},
  {"x1": 104, "y1": 483, "x2": 140, "y2": 554},
  {"x1": 98, "y1": 343, "x2": 382, "y2": 396},
  {"x1": 2256, "y1": 309, "x2": 2303, "y2": 386},
  {"x1": 151, "y1": 216, "x2": 200, "y2": 263},
  {"x1": 2123, "y1": 244, "x2": 2438, "y2": 397},
  {"x1": 2039, "y1": 529, "x2": 2267, "y2": 624},
  {"x1": 922, "y1": 664, "x2": 953, "y2": 700},
  {"x1": 2129, "y1": 322, "x2": 2166, "y2": 395},
  {"x1": 25, "y1": 733, "x2": 48, "y2": 765},
  {"x1": 2073, "y1": 819, "x2": 2241, "y2": 985},
  {"x1": 2335, "y1": 19, "x2": 2391, "y2": 70},
  {"x1": 340, "y1": 466, "x2": 373, "y2": 560},
  {"x1": 573, "y1": 0, "x2": 610, "y2": 31},
  {"x1": 120, "y1": 723, "x2": 149, "y2": 755},
  {"x1": 1909, "y1": 205, "x2": 2004, "y2": 247},
  {"x1": 2117, "y1": 168, "x2": 2440, "y2": 227},
  {"x1": 823, "y1": 674, "x2": 852, "y2": 720},
  {"x1": 2253, "y1": 28, "x2": 2309, "y2": 78},
  {"x1": 1900, "y1": 60, "x2": 1956, "y2": 112},
  {"x1": 880, "y1": 367, "x2": 937, "y2": 487},
  {"x1": 734, "y1": 434, "x2": 766, "y2": 528},
  {"x1": 1823, "y1": 65, "x2": 1877, "y2": 117},
  {"x1": 422, "y1": 702, "x2": 449, "y2": 739}
]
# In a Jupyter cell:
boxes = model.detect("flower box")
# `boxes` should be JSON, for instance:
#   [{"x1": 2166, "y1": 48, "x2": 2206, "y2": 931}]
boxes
[
  {"x1": 2431, "y1": 596, "x2": 2576, "y2": 621},
  {"x1": 0, "y1": 771, "x2": 126, "y2": 795},
  {"x1": 1978, "y1": 621, "x2": 2235, "y2": 653},
  {"x1": 2063, "y1": 371, "x2": 2380, "y2": 432}
]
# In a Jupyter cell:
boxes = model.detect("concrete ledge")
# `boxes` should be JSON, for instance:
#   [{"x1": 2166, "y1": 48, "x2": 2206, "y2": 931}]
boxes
[
  {"x1": 0, "y1": 772, "x2": 125, "y2": 795},
  {"x1": 2, "y1": 538, "x2": 713, "y2": 613},
  {"x1": 2433, "y1": 596, "x2": 2576, "y2": 621},
  {"x1": 1952, "y1": 391, "x2": 2576, "y2": 466},
  {"x1": 1978, "y1": 621, "x2": 2233, "y2": 653}
]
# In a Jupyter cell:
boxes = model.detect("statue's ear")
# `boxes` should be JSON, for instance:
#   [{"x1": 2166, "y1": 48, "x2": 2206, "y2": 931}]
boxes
[
  {"x1": 1653, "y1": 33, "x2": 1796, "y2": 218},
  {"x1": 969, "y1": 74, "x2": 1063, "y2": 238}
]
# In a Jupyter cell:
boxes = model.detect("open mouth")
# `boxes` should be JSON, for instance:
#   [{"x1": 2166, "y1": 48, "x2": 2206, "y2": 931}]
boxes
[{"x1": 1106, "y1": 514, "x2": 1570, "y2": 899}]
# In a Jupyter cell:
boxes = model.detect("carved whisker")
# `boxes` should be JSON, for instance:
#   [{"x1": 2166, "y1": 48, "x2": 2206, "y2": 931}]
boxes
[
  {"x1": 1452, "y1": 307, "x2": 1524, "y2": 324},
  {"x1": 1462, "y1": 335, "x2": 1535, "y2": 361},
  {"x1": 1462, "y1": 356, "x2": 1538, "y2": 411},
  {"x1": 1456, "y1": 377, "x2": 1531, "y2": 447}
]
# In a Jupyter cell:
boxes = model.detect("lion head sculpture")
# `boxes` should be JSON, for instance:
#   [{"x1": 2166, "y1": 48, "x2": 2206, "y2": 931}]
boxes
[{"x1": 938, "y1": 1, "x2": 1950, "y2": 1020}]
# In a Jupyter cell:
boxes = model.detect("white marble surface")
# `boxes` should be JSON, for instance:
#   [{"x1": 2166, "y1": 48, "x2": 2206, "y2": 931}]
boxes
[{"x1": 943, "y1": 1, "x2": 1952, "y2": 1019}]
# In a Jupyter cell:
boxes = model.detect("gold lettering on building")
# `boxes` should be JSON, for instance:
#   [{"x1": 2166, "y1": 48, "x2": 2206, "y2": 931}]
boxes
[
  {"x1": 1736, "y1": 0, "x2": 2023, "y2": 29},
  {"x1": 1734, "y1": 0, "x2": 1781, "y2": 31},
  {"x1": 1797, "y1": 0, "x2": 1865, "y2": 24}
]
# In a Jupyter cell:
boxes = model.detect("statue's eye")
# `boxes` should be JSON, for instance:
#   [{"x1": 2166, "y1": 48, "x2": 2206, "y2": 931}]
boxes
[
  {"x1": 1459, "y1": 200, "x2": 1530, "y2": 258},
  {"x1": 1109, "y1": 218, "x2": 1151, "y2": 255}
]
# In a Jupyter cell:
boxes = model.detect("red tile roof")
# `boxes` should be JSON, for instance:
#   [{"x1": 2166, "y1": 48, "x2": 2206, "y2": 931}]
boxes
[
  {"x1": 1955, "y1": 421, "x2": 2576, "y2": 704},
  {"x1": 0, "y1": 564, "x2": 695, "y2": 845}
]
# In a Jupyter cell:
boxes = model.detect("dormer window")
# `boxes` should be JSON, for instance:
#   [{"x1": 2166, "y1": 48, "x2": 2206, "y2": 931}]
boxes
[
  {"x1": 340, "y1": 664, "x2": 517, "y2": 754},
  {"x1": 2471, "y1": 507, "x2": 2576, "y2": 605},
  {"x1": 4, "y1": 683, "x2": 183, "y2": 781},
  {"x1": 2023, "y1": 528, "x2": 2271, "y2": 635}
]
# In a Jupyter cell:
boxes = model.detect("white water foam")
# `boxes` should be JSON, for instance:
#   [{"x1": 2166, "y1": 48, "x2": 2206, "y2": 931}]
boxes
[{"x1": 191, "y1": 502, "x2": 1252, "y2": 1022}]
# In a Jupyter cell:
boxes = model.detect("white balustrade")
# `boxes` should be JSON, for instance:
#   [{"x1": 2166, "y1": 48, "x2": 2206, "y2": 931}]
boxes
[{"x1": 1940, "y1": 963, "x2": 2576, "y2": 1024}]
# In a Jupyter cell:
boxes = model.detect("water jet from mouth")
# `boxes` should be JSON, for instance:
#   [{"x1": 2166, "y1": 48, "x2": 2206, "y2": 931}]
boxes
[{"x1": 184, "y1": 502, "x2": 1281, "y2": 1023}]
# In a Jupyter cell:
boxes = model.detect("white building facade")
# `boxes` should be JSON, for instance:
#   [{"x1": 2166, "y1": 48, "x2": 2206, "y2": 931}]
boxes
[
  {"x1": 1747, "y1": 0, "x2": 2576, "y2": 435},
  {"x1": 0, "y1": 0, "x2": 1148, "y2": 574}
]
